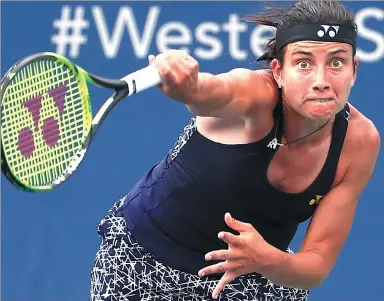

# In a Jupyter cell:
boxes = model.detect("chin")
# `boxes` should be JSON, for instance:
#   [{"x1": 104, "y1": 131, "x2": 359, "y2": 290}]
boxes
[{"x1": 302, "y1": 101, "x2": 340, "y2": 119}]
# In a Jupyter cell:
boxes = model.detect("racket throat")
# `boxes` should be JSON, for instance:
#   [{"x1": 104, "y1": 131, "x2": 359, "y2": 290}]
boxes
[{"x1": 91, "y1": 88, "x2": 129, "y2": 135}]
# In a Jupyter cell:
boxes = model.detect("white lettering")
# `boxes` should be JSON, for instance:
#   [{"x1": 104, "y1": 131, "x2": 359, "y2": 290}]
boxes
[
  {"x1": 355, "y1": 7, "x2": 384, "y2": 63},
  {"x1": 156, "y1": 22, "x2": 192, "y2": 53},
  {"x1": 195, "y1": 22, "x2": 222, "y2": 60},
  {"x1": 222, "y1": 14, "x2": 248, "y2": 60},
  {"x1": 89, "y1": 5, "x2": 384, "y2": 64},
  {"x1": 52, "y1": 148, "x2": 87, "y2": 185},
  {"x1": 92, "y1": 6, "x2": 160, "y2": 58},
  {"x1": 250, "y1": 25, "x2": 274, "y2": 59}
]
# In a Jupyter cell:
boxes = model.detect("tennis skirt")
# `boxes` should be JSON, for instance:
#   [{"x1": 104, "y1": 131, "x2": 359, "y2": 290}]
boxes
[{"x1": 90, "y1": 197, "x2": 309, "y2": 301}]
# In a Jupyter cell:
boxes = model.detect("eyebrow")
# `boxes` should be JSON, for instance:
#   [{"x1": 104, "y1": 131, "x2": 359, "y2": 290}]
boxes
[
  {"x1": 292, "y1": 50, "x2": 313, "y2": 57},
  {"x1": 291, "y1": 49, "x2": 349, "y2": 57},
  {"x1": 328, "y1": 49, "x2": 348, "y2": 56}
]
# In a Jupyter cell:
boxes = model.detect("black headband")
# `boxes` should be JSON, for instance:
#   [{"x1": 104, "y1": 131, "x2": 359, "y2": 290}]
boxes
[{"x1": 258, "y1": 23, "x2": 357, "y2": 61}]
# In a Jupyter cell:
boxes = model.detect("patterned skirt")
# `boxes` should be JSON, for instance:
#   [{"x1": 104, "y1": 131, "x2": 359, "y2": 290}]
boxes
[{"x1": 90, "y1": 198, "x2": 309, "y2": 301}]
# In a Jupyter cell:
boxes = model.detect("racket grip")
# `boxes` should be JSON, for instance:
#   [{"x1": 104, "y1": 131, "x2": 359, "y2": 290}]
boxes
[{"x1": 121, "y1": 65, "x2": 163, "y2": 95}]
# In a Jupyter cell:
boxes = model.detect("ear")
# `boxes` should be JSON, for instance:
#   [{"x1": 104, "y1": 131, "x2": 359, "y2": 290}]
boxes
[{"x1": 271, "y1": 58, "x2": 283, "y2": 88}]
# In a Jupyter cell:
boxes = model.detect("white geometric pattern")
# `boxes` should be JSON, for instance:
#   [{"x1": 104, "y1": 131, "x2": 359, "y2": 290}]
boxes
[
  {"x1": 171, "y1": 117, "x2": 197, "y2": 160},
  {"x1": 90, "y1": 200, "x2": 309, "y2": 301}
]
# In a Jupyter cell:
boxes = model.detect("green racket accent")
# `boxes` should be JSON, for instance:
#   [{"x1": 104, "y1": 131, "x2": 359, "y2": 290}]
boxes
[{"x1": 1, "y1": 53, "x2": 92, "y2": 191}]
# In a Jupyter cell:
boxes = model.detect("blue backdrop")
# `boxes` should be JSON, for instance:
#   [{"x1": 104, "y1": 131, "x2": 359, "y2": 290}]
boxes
[{"x1": 1, "y1": 1, "x2": 383, "y2": 301}]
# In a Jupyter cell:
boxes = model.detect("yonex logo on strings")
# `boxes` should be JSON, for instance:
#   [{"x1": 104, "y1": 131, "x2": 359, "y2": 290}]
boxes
[
  {"x1": 18, "y1": 85, "x2": 67, "y2": 158},
  {"x1": 317, "y1": 25, "x2": 339, "y2": 38}
]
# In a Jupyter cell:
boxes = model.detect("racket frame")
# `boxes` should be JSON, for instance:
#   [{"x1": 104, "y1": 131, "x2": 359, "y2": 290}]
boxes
[{"x1": 1, "y1": 53, "x2": 130, "y2": 191}]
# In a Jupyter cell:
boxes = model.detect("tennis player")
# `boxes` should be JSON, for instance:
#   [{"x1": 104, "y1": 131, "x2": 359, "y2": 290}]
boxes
[{"x1": 90, "y1": 1, "x2": 380, "y2": 300}]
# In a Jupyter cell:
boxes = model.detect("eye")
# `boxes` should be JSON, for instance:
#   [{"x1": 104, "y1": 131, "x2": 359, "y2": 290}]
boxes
[
  {"x1": 298, "y1": 61, "x2": 310, "y2": 69},
  {"x1": 331, "y1": 59, "x2": 343, "y2": 68}
]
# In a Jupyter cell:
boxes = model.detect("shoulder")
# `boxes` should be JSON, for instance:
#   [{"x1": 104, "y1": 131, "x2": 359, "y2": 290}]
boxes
[
  {"x1": 230, "y1": 68, "x2": 277, "y2": 92},
  {"x1": 341, "y1": 103, "x2": 380, "y2": 183},
  {"x1": 225, "y1": 68, "x2": 280, "y2": 119},
  {"x1": 345, "y1": 104, "x2": 380, "y2": 153}
]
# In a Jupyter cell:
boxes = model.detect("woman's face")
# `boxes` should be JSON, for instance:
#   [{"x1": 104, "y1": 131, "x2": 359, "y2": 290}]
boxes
[{"x1": 272, "y1": 41, "x2": 358, "y2": 120}]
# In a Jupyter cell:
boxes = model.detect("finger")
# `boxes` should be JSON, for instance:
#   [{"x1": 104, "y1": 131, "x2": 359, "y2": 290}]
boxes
[
  {"x1": 181, "y1": 55, "x2": 199, "y2": 71},
  {"x1": 148, "y1": 54, "x2": 155, "y2": 65},
  {"x1": 224, "y1": 212, "x2": 252, "y2": 233},
  {"x1": 198, "y1": 261, "x2": 227, "y2": 277},
  {"x1": 218, "y1": 231, "x2": 241, "y2": 245},
  {"x1": 155, "y1": 64, "x2": 176, "y2": 90},
  {"x1": 148, "y1": 57, "x2": 170, "y2": 90},
  {"x1": 205, "y1": 249, "x2": 238, "y2": 261},
  {"x1": 212, "y1": 271, "x2": 235, "y2": 299}
]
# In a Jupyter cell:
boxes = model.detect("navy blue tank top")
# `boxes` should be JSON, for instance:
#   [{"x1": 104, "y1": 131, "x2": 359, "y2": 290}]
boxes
[{"x1": 122, "y1": 102, "x2": 350, "y2": 274}]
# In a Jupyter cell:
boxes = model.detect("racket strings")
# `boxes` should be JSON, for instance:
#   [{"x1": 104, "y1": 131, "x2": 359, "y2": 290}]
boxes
[{"x1": 1, "y1": 59, "x2": 90, "y2": 187}]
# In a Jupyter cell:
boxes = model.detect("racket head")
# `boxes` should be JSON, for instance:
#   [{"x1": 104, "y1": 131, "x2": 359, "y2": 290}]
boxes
[{"x1": 1, "y1": 52, "x2": 92, "y2": 192}]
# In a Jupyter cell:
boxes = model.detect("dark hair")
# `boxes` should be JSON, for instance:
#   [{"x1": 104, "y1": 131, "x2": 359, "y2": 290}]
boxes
[{"x1": 245, "y1": 0, "x2": 357, "y2": 66}]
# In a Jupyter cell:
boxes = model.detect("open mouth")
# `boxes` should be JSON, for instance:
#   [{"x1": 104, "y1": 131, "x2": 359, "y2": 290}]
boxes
[{"x1": 309, "y1": 98, "x2": 333, "y2": 103}]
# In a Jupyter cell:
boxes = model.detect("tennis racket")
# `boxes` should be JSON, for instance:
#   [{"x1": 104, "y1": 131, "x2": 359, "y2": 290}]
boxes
[{"x1": 1, "y1": 52, "x2": 162, "y2": 192}]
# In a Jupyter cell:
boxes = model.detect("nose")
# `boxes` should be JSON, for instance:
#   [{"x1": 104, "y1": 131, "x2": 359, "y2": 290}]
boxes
[{"x1": 312, "y1": 67, "x2": 330, "y2": 92}]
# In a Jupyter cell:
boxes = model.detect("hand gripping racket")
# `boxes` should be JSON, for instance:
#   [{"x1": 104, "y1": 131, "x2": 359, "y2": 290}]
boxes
[{"x1": 1, "y1": 52, "x2": 162, "y2": 192}]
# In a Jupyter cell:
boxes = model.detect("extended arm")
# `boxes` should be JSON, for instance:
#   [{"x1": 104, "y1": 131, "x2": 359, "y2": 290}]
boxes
[{"x1": 149, "y1": 50, "x2": 278, "y2": 118}]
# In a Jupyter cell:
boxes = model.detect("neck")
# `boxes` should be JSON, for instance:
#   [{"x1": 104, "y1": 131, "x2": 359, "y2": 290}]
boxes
[{"x1": 281, "y1": 105, "x2": 334, "y2": 147}]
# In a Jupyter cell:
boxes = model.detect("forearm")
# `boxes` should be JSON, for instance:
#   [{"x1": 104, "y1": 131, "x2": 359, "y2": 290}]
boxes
[
  {"x1": 186, "y1": 72, "x2": 234, "y2": 117},
  {"x1": 261, "y1": 248, "x2": 328, "y2": 290}
]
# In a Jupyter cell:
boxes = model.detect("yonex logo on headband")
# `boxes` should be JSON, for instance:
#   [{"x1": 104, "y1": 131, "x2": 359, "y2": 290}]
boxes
[
  {"x1": 317, "y1": 25, "x2": 339, "y2": 38},
  {"x1": 274, "y1": 23, "x2": 357, "y2": 54}
]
